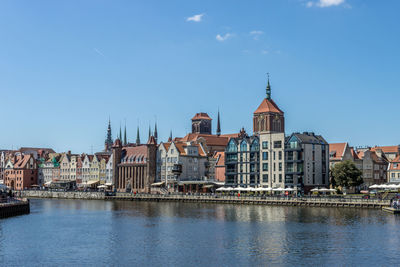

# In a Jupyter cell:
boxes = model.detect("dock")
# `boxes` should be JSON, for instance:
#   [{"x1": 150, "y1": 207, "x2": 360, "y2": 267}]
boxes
[
  {"x1": 0, "y1": 198, "x2": 30, "y2": 219},
  {"x1": 382, "y1": 207, "x2": 400, "y2": 214}
]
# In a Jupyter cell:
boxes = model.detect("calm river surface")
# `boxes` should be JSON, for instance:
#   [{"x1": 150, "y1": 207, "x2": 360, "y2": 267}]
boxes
[{"x1": 0, "y1": 199, "x2": 399, "y2": 266}]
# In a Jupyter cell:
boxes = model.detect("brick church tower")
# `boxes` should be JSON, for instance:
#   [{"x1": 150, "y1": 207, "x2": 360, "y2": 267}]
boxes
[{"x1": 191, "y1": 113, "x2": 212, "y2": 135}]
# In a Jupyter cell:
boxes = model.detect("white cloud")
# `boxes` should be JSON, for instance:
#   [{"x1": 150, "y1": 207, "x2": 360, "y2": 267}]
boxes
[
  {"x1": 249, "y1": 30, "x2": 264, "y2": 40},
  {"x1": 216, "y1": 33, "x2": 233, "y2": 42},
  {"x1": 93, "y1": 48, "x2": 105, "y2": 57},
  {"x1": 261, "y1": 50, "x2": 269, "y2": 55},
  {"x1": 307, "y1": 0, "x2": 346, "y2": 8},
  {"x1": 186, "y1": 13, "x2": 204, "y2": 22}
]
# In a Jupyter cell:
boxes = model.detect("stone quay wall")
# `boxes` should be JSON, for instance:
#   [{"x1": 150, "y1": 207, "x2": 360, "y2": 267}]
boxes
[
  {"x1": 17, "y1": 190, "x2": 391, "y2": 209},
  {"x1": 17, "y1": 190, "x2": 105, "y2": 200},
  {"x1": 0, "y1": 199, "x2": 30, "y2": 218}
]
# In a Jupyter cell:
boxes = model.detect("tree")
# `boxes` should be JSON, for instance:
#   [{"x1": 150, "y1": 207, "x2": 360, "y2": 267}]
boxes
[{"x1": 331, "y1": 160, "x2": 363, "y2": 188}]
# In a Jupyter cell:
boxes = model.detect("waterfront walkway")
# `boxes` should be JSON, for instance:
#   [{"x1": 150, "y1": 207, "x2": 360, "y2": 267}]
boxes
[
  {"x1": 17, "y1": 190, "x2": 390, "y2": 209},
  {"x1": 111, "y1": 193, "x2": 389, "y2": 209}
]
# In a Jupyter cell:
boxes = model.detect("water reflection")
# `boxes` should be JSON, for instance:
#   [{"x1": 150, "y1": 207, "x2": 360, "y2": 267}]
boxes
[{"x1": 0, "y1": 199, "x2": 399, "y2": 266}]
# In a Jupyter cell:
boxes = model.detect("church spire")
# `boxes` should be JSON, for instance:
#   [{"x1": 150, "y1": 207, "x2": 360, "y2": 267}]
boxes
[
  {"x1": 136, "y1": 126, "x2": 141, "y2": 145},
  {"x1": 154, "y1": 122, "x2": 158, "y2": 143},
  {"x1": 119, "y1": 124, "x2": 122, "y2": 140},
  {"x1": 104, "y1": 118, "x2": 113, "y2": 152},
  {"x1": 148, "y1": 124, "x2": 151, "y2": 138},
  {"x1": 266, "y1": 73, "x2": 271, "y2": 100},
  {"x1": 168, "y1": 130, "x2": 172, "y2": 142},
  {"x1": 123, "y1": 123, "x2": 127, "y2": 145},
  {"x1": 216, "y1": 110, "x2": 221, "y2": 136}
]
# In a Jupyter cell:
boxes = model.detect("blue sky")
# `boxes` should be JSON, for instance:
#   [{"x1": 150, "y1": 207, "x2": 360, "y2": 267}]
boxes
[{"x1": 0, "y1": 0, "x2": 399, "y2": 153}]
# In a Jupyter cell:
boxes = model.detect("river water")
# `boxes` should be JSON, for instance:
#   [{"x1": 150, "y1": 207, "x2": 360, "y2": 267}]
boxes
[{"x1": 0, "y1": 199, "x2": 399, "y2": 266}]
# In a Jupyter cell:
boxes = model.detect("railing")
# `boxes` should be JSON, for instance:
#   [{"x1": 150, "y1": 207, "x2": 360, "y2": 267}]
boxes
[{"x1": 114, "y1": 192, "x2": 390, "y2": 205}]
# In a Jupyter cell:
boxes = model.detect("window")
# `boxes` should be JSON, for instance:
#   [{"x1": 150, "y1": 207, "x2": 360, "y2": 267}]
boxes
[
  {"x1": 263, "y1": 174, "x2": 268, "y2": 183},
  {"x1": 240, "y1": 140, "x2": 247, "y2": 152},
  {"x1": 262, "y1": 141, "x2": 268, "y2": 149},
  {"x1": 279, "y1": 174, "x2": 282, "y2": 183},
  {"x1": 251, "y1": 139, "x2": 259, "y2": 151},
  {"x1": 278, "y1": 151, "x2": 282, "y2": 160},
  {"x1": 262, "y1": 163, "x2": 268, "y2": 171},
  {"x1": 279, "y1": 163, "x2": 282, "y2": 171},
  {"x1": 274, "y1": 141, "x2": 282, "y2": 148},
  {"x1": 227, "y1": 139, "x2": 237, "y2": 152},
  {"x1": 262, "y1": 152, "x2": 268, "y2": 160}
]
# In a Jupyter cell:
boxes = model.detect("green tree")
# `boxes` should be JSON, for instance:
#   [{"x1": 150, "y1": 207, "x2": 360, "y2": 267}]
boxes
[{"x1": 331, "y1": 160, "x2": 363, "y2": 188}]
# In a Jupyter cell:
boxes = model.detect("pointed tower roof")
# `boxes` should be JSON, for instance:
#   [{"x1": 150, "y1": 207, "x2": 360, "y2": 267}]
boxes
[
  {"x1": 147, "y1": 135, "x2": 156, "y2": 145},
  {"x1": 136, "y1": 126, "x2": 141, "y2": 145},
  {"x1": 124, "y1": 124, "x2": 127, "y2": 146},
  {"x1": 168, "y1": 130, "x2": 172, "y2": 142},
  {"x1": 148, "y1": 125, "x2": 151, "y2": 138},
  {"x1": 119, "y1": 125, "x2": 122, "y2": 140},
  {"x1": 254, "y1": 74, "x2": 283, "y2": 114},
  {"x1": 216, "y1": 110, "x2": 221, "y2": 136},
  {"x1": 154, "y1": 122, "x2": 158, "y2": 141}
]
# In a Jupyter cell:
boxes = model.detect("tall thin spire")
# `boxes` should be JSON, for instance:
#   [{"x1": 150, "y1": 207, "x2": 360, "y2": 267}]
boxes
[
  {"x1": 124, "y1": 122, "x2": 127, "y2": 145},
  {"x1": 154, "y1": 122, "x2": 158, "y2": 143},
  {"x1": 105, "y1": 118, "x2": 113, "y2": 152},
  {"x1": 119, "y1": 124, "x2": 122, "y2": 140},
  {"x1": 136, "y1": 126, "x2": 140, "y2": 145},
  {"x1": 168, "y1": 130, "x2": 172, "y2": 142},
  {"x1": 266, "y1": 72, "x2": 271, "y2": 100},
  {"x1": 148, "y1": 124, "x2": 151, "y2": 138},
  {"x1": 216, "y1": 109, "x2": 221, "y2": 136}
]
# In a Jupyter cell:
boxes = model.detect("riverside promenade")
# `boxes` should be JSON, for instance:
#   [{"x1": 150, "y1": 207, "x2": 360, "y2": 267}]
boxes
[
  {"x1": 17, "y1": 190, "x2": 390, "y2": 209},
  {"x1": 0, "y1": 198, "x2": 30, "y2": 218}
]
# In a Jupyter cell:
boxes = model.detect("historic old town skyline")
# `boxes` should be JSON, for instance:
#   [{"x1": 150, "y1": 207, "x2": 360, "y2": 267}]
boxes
[{"x1": 1, "y1": 0, "x2": 400, "y2": 153}]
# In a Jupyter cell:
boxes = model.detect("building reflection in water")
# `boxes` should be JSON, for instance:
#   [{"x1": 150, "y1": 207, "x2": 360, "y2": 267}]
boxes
[{"x1": 8, "y1": 199, "x2": 399, "y2": 266}]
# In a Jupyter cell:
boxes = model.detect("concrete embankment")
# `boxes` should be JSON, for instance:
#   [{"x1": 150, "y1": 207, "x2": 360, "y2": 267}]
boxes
[
  {"x1": 18, "y1": 190, "x2": 391, "y2": 209},
  {"x1": 0, "y1": 199, "x2": 30, "y2": 218}
]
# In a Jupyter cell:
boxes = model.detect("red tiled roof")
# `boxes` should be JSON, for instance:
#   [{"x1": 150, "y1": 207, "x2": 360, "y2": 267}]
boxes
[
  {"x1": 14, "y1": 154, "x2": 32, "y2": 169},
  {"x1": 254, "y1": 98, "x2": 283, "y2": 114},
  {"x1": 329, "y1": 143, "x2": 347, "y2": 160},
  {"x1": 371, "y1": 146, "x2": 399, "y2": 154},
  {"x1": 350, "y1": 148, "x2": 359, "y2": 160},
  {"x1": 389, "y1": 156, "x2": 400, "y2": 170},
  {"x1": 219, "y1": 133, "x2": 240, "y2": 138},
  {"x1": 121, "y1": 145, "x2": 148, "y2": 164},
  {"x1": 191, "y1": 112, "x2": 212, "y2": 120},
  {"x1": 181, "y1": 133, "x2": 229, "y2": 147}
]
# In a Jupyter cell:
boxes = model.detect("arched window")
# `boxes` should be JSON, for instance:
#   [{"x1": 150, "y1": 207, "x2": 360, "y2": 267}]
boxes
[
  {"x1": 240, "y1": 140, "x2": 247, "y2": 152},
  {"x1": 227, "y1": 139, "x2": 237, "y2": 152},
  {"x1": 251, "y1": 139, "x2": 259, "y2": 151},
  {"x1": 260, "y1": 119, "x2": 264, "y2": 131}
]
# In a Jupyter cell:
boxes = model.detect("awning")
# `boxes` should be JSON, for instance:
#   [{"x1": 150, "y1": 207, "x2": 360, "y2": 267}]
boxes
[
  {"x1": 44, "y1": 181, "x2": 52, "y2": 186},
  {"x1": 97, "y1": 185, "x2": 107, "y2": 189},
  {"x1": 202, "y1": 184, "x2": 214, "y2": 189},
  {"x1": 178, "y1": 181, "x2": 210, "y2": 185},
  {"x1": 87, "y1": 180, "x2": 100, "y2": 185},
  {"x1": 151, "y1": 181, "x2": 165, "y2": 186},
  {"x1": 105, "y1": 183, "x2": 113, "y2": 186}
]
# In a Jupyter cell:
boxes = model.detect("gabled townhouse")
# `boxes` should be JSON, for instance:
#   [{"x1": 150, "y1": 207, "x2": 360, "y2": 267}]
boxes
[
  {"x1": 4, "y1": 154, "x2": 38, "y2": 190},
  {"x1": 388, "y1": 156, "x2": 400, "y2": 183},
  {"x1": 157, "y1": 140, "x2": 208, "y2": 191},
  {"x1": 105, "y1": 154, "x2": 113, "y2": 185}
]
